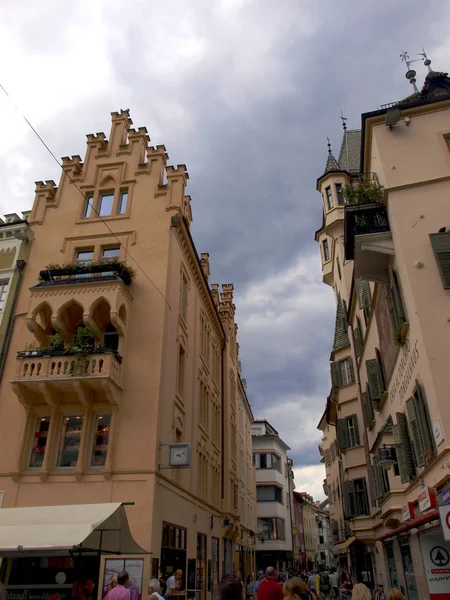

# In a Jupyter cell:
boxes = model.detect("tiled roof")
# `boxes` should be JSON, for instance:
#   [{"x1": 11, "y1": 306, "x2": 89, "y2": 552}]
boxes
[
  {"x1": 332, "y1": 295, "x2": 350, "y2": 351},
  {"x1": 338, "y1": 130, "x2": 362, "y2": 174},
  {"x1": 324, "y1": 151, "x2": 340, "y2": 174}
]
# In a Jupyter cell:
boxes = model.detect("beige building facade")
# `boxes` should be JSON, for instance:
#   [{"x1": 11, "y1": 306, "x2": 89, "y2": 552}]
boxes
[
  {"x1": 316, "y1": 66, "x2": 450, "y2": 599},
  {"x1": 0, "y1": 110, "x2": 256, "y2": 599}
]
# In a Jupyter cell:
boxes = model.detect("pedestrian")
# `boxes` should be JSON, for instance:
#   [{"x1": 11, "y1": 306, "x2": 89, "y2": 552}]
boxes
[
  {"x1": 329, "y1": 569, "x2": 339, "y2": 598},
  {"x1": 387, "y1": 591, "x2": 405, "y2": 600},
  {"x1": 254, "y1": 570, "x2": 265, "y2": 600},
  {"x1": 246, "y1": 575, "x2": 255, "y2": 600},
  {"x1": 166, "y1": 570, "x2": 183, "y2": 597},
  {"x1": 256, "y1": 568, "x2": 284, "y2": 600},
  {"x1": 307, "y1": 570, "x2": 318, "y2": 596},
  {"x1": 106, "y1": 572, "x2": 131, "y2": 600},
  {"x1": 148, "y1": 580, "x2": 165, "y2": 600},
  {"x1": 319, "y1": 567, "x2": 332, "y2": 599},
  {"x1": 351, "y1": 583, "x2": 371, "y2": 600},
  {"x1": 283, "y1": 576, "x2": 317, "y2": 600},
  {"x1": 109, "y1": 577, "x2": 118, "y2": 592},
  {"x1": 339, "y1": 570, "x2": 352, "y2": 596},
  {"x1": 219, "y1": 575, "x2": 244, "y2": 600},
  {"x1": 159, "y1": 579, "x2": 168, "y2": 600}
]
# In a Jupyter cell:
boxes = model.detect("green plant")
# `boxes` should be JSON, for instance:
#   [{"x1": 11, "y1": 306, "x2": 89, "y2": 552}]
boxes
[
  {"x1": 24, "y1": 341, "x2": 38, "y2": 352},
  {"x1": 70, "y1": 326, "x2": 99, "y2": 376},
  {"x1": 342, "y1": 180, "x2": 384, "y2": 205}
]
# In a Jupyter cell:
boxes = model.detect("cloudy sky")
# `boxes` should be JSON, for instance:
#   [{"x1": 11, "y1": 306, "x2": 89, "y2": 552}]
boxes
[{"x1": 1, "y1": 0, "x2": 449, "y2": 500}]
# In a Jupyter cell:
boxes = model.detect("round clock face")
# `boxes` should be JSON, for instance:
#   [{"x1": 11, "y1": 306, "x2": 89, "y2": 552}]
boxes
[{"x1": 170, "y1": 445, "x2": 189, "y2": 466}]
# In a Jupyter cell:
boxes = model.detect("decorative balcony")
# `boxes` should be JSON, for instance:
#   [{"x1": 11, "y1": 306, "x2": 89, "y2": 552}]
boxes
[
  {"x1": 38, "y1": 260, "x2": 135, "y2": 286},
  {"x1": 11, "y1": 347, "x2": 122, "y2": 407}
]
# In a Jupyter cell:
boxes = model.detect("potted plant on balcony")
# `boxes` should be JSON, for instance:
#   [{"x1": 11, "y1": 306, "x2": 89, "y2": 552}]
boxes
[
  {"x1": 69, "y1": 326, "x2": 100, "y2": 376},
  {"x1": 38, "y1": 260, "x2": 136, "y2": 285},
  {"x1": 342, "y1": 180, "x2": 384, "y2": 205}
]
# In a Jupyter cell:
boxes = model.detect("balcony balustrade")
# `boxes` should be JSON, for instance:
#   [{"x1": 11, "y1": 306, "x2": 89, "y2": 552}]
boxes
[{"x1": 344, "y1": 204, "x2": 390, "y2": 261}]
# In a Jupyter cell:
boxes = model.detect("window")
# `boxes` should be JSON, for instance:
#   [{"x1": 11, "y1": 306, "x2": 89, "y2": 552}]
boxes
[
  {"x1": 29, "y1": 416, "x2": 50, "y2": 468},
  {"x1": 57, "y1": 415, "x2": 83, "y2": 467},
  {"x1": 256, "y1": 486, "x2": 283, "y2": 503},
  {"x1": 83, "y1": 194, "x2": 93, "y2": 218},
  {"x1": 356, "y1": 279, "x2": 371, "y2": 324},
  {"x1": 199, "y1": 381, "x2": 209, "y2": 430},
  {"x1": 118, "y1": 190, "x2": 128, "y2": 214},
  {"x1": 366, "y1": 356, "x2": 384, "y2": 401},
  {"x1": 372, "y1": 454, "x2": 390, "y2": 502},
  {"x1": 99, "y1": 193, "x2": 114, "y2": 217},
  {"x1": 162, "y1": 523, "x2": 187, "y2": 549},
  {"x1": 387, "y1": 267, "x2": 407, "y2": 339},
  {"x1": 177, "y1": 346, "x2": 186, "y2": 396},
  {"x1": 354, "y1": 316, "x2": 363, "y2": 358},
  {"x1": 104, "y1": 324, "x2": 119, "y2": 351},
  {"x1": 336, "y1": 183, "x2": 344, "y2": 205},
  {"x1": 331, "y1": 357, "x2": 355, "y2": 388},
  {"x1": 325, "y1": 187, "x2": 333, "y2": 210},
  {"x1": 76, "y1": 250, "x2": 94, "y2": 266},
  {"x1": 337, "y1": 415, "x2": 360, "y2": 450},
  {"x1": 90, "y1": 414, "x2": 111, "y2": 467},
  {"x1": 322, "y1": 239, "x2": 330, "y2": 262},
  {"x1": 406, "y1": 382, "x2": 435, "y2": 468},
  {"x1": 0, "y1": 279, "x2": 9, "y2": 311},
  {"x1": 253, "y1": 452, "x2": 281, "y2": 472},
  {"x1": 257, "y1": 517, "x2": 285, "y2": 541},
  {"x1": 180, "y1": 275, "x2": 188, "y2": 319},
  {"x1": 343, "y1": 478, "x2": 369, "y2": 518},
  {"x1": 102, "y1": 247, "x2": 120, "y2": 262}
]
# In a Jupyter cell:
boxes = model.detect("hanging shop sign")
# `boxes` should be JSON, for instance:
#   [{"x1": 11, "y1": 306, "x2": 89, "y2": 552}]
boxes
[
  {"x1": 421, "y1": 533, "x2": 450, "y2": 600},
  {"x1": 440, "y1": 505, "x2": 450, "y2": 542},
  {"x1": 441, "y1": 487, "x2": 450, "y2": 506},
  {"x1": 418, "y1": 487, "x2": 437, "y2": 513},
  {"x1": 402, "y1": 502, "x2": 415, "y2": 522}
]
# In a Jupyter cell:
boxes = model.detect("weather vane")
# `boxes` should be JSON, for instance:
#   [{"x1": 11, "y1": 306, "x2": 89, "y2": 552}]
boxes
[
  {"x1": 418, "y1": 47, "x2": 432, "y2": 72},
  {"x1": 339, "y1": 110, "x2": 347, "y2": 131},
  {"x1": 327, "y1": 137, "x2": 332, "y2": 154}
]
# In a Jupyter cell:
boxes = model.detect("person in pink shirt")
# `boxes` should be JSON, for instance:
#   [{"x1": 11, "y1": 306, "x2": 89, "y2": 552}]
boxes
[{"x1": 106, "y1": 572, "x2": 131, "y2": 600}]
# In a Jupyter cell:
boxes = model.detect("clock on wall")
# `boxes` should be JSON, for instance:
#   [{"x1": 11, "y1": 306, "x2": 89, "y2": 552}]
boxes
[{"x1": 168, "y1": 443, "x2": 191, "y2": 467}]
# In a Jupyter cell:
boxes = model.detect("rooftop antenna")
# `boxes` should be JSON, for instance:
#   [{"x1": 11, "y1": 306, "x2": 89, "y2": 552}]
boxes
[
  {"x1": 400, "y1": 50, "x2": 419, "y2": 93},
  {"x1": 418, "y1": 47, "x2": 432, "y2": 72},
  {"x1": 339, "y1": 110, "x2": 349, "y2": 170}
]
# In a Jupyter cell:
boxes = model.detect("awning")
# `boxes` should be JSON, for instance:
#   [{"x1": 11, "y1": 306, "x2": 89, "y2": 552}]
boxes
[
  {"x1": 333, "y1": 536, "x2": 356, "y2": 553},
  {"x1": 0, "y1": 503, "x2": 146, "y2": 555}
]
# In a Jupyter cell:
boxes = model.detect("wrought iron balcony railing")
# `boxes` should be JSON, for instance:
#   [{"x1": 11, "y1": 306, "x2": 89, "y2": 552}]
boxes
[{"x1": 344, "y1": 203, "x2": 390, "y2": 261}]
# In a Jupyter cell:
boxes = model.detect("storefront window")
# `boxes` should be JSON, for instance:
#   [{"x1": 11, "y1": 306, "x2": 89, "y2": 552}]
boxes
[
  {"x1": 385, "y1": 543, "x2": 398, "y2": 590},
  {"x1": 29, "y1": 416, "x2": 51, "y2": 468},
  {"x1": 90, "y1": 414, "x2": 111, "y2": 467},
  {"x1": 57, "y1": 415, "x2": 83, "y2": 467},
  {"x1": 400, "y1": 541, "x2": 419, "y2": 600}
]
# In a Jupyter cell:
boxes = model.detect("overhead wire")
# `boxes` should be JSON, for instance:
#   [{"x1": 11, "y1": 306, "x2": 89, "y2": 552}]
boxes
[{"x1": 0, "y1": 82, "x2": 171, "y2": 309}]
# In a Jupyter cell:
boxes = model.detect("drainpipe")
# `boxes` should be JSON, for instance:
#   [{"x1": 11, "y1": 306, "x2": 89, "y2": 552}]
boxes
[
  {"x1": 0, "y1": 260, "x2": 26, "y2": 381},
  {"x1": 221, "y1": 341, "x2": 225, "y2": 500}
]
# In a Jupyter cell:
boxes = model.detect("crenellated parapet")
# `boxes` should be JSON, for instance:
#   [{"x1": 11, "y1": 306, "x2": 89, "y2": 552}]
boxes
[
  {"x1": 29, "y1": 181, "x2": 58, "y2": 224},
  {"x1": 200, "y1": 253, "x2": 210, "y2": 281}
]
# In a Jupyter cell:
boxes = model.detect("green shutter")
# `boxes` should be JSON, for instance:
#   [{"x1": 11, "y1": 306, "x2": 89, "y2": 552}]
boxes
[
  {"x1": 324, "y1": 449, "x2": 331, "y2": 466},
  {"x1": 354, "y1": 326, "x2": 362, "y2": 357},
  {"x1": 366, "y1": 383, "x2": 377, "y2": 419},
  {"x1": 372, "y1": 456, "x2": 383, "y2": 501},
  {"x1": 387, "y1": 289, "x2": 401, "y2": 336},
  {"x1": 331, "y1": 361, "x2": 342, "y2": 388},
  {"x1": 343, "y1": 481, "x2": 355, "y2": 519},
  {"x1": 406, "y1": 396, "x2": 425, "y2": 468},
  {"x1": 362, "y1": 391, "x2": 374, "y2": 428},
  {"x1": 396, "y1": 412, "x2": 415, "y2": 482},
  {"x1": 366, "y1": 359, "x2": 382, "y2": 400},
  {"x1": 356, "y1": 280, "x2": 371, "y2": 310},
  {"x1": 348, "y1": 358, "x2": 355, "y2": 383},
  {"x1": 358, "y1": 478, "x2": 369, "y2": 516},
  {"x1": 414, "y1": 381, "x2": 435, "y2": 462},
  {"x1": 389, "y1": 266, "x2": 406, "y2": 326},
  {"x1": 337, "y1": 418, "x2": 350, "y2": 450},
  {"x1": 352, "y1": 415, "x2": 360, "y2": 445},
  {"x1": 430, "y1": 232, "x2": 450, "y2": 289}
]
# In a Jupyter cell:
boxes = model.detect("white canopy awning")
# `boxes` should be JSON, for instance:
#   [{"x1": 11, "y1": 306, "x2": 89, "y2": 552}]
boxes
[{"x1": 0, "y1": 503, "x2": 146, "y2": 555}]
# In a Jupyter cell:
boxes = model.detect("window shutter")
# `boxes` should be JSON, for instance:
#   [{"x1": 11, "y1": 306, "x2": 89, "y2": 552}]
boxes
[
  {"x1": 396, "y1": 412, "x2": 415, "y2": 482},
  {"x1": 337, "y1": 418, "x2": 350, "y2": 450},
  {"x1": 343, "y1": 481, "x2": 355, "y2": 519},
  {"x1": 366, "y1": 383, "x2": 377, "y2": 418},
  {"x1": 324, "y1": 448, "x2": 331, "y2": 466},
  {"x1": 352, "y1": 414, "x2": 360, "y2": 445},
  {"x1": 389, "y1": 266, "x2": 406, "y2": 326},
  {"x1": 354, "y1": 326, "x2": 362, "y2": 357},
  {"x1": 356, "y1": 280, "x2": 371, "y2": 310},
  {"x1": 358, "y1": 478, "x2": 369, "y2": 516},
  {"x1": 414, "y1": 381, "x2": 435, "y2": 462},
  {"x1": 429, "y1": 232, "x2": 450, "y2": 289},
  {"x1": 330, "y1": 361, "x2": 342, "y2": 389},
  {"x1": 406, "y1": 396, "x2": 425, "y2": 468},
  {"x1": 366, "y1": 359, "x2": 382, "y2": 400},
  {"x1": 348, "y1": 358, "x2": 355, "y2": 383},
  {"x1": 372, "y1": 455, "x2": 383, "y2": 501},
  {"x1": 387, "y1": 289, "x2": 401, "y2": 336},
  {"x1": 362, "y1": 391, "x2": 374, "y2": 429}
]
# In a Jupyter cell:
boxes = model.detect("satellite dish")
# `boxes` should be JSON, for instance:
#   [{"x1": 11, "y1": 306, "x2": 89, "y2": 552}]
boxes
[{"x1": 385, "y1": 108, "x2": 401, "y2": 129}]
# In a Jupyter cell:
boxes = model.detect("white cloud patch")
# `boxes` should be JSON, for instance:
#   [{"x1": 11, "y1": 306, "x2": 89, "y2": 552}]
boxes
[{"x1": 293, "y1": 465, "x2": 326, "y2": 502}]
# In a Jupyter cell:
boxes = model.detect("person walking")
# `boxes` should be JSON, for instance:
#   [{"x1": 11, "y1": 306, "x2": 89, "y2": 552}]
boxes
[
  {"x1": 254, "y1": 570, "x2": 265, "y2": 600},
  {"x1": 166, "y1": 571, "x2": 183, "y2": 597},
  {"x1": 351, "y1": 583, "x2": 371, "y2": 600},
  {"x1": 387, "y1": 591, "x2": 405, "y2": 600},
  {"x1": 148, "y1": 580, "x2": 165, "y2": 600},
  {"x1": 283, "y1": 577, "x2": 317, "y2": 600},
  {"x1": 246, "y1": 575, "x2": 255, "y2": 600},
  {"x1": 219, "y1": 576, "x2": 244, "y2": 600},
  {"x1": 319, "y1": 568, "x2": 332, "y2": 599},
  {"x1": 307, "y1": 570, "x2": 318, "y2": 597},
  {"x1": 256, "y1": 568, "x2": 283, "y2": 600},
  {"x1": 106, "y1": 572, "x2": 131, "y2": 600}
]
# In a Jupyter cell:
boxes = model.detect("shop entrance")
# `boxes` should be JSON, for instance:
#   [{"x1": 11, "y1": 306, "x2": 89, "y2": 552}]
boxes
[
  {"x1": 211, "y1": 538, "x2": 219, "y2": 600},
  {"x1": 400, "y1": 540, "x2": 419, "y2": 600},
  {"x1": 196, "y1": 534, "x2": 207, "y2": 600},
  {"x1": 385, "y1": 543, "x2": 399, "y2": 590},
  {"x1": 160, "y1": 523, "x2": 187, "y2": 587}
]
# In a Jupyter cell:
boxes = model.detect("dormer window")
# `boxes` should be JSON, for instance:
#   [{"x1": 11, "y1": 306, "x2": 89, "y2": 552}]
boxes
[{"x1": 325, "y1": 187, "x2": 333, "y2": 210}]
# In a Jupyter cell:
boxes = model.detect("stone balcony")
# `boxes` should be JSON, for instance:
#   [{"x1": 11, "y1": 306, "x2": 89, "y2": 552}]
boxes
[{"x1": 11, "y1": 348, "x2": 122, "y2": 407}]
